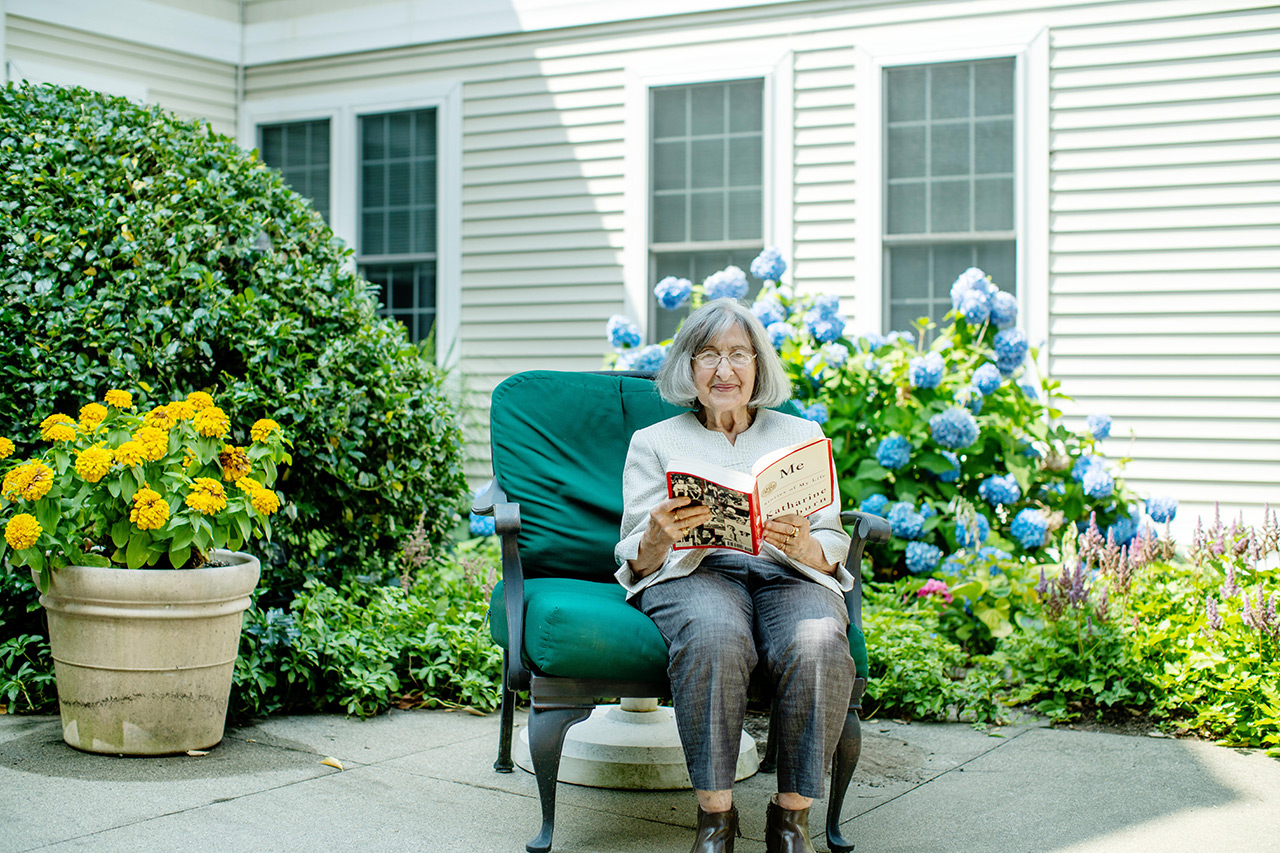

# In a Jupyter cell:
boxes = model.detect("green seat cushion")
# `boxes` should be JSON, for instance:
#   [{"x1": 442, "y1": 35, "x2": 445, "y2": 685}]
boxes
[{"x1": 490, "y1": 577, "x2": 869, "y2": 681}]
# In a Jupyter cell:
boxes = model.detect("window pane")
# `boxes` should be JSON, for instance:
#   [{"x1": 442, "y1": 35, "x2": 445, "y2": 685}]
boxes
[
  {"x1": 413, "y1": 207, "x2": 436, "y2": 254},
  {"x1": 889, "y1": 246, "x2": 930, "y2": 300},
  {"x1": 930, "y1": 64, "x2": 970, "y2": 119},
  {"x1": 259, "y1": 119, "x2": 330, "y2": 221},
  {"x1": 974, "y1": 59, "x2": 1015, "y2": 117},
  {"x1": 653, "y1": 140, "x2": 687, "y2": 191},
  {"x1": 363, "y1": 212, "x2": 385, "y2": 255},
  {"x1": 260, "y1": 126, "x2": 283, "y2": 164},
  {"x1": 975, "y1": 178, "x2": 1014, "y2": 230},
  {"x1": 362, "y1": 262, "x2": 436, "y2": 342},
  {"x1": 362, "y1": 164, "x2": 385, "y2": 209},
  {"x1": 887, "y1": 183, "x2": 926, "y2": 234},
  {"x1": 359, "y1": 108, "x2": 437, "y2": 262},
  {"x1": 691, "y1": 85, "x2": 725, "y2": 135},
  {"x1": 727, "y1": 136, "x2": 762, "y2": 187},
  {"x1": 887, "y1": 126, "x2": 925, "y2": 179},
  {"x1": 652, "y1": 88, "x2": 687, "y2": 138},
  {"x1": 362, "y1": 116, "x2": 385, "y2": 160},
  {"x1": 388, "y1": 113, "x2": 412, "y2": 159},
  {"x1": 727, "y1": 189, "x2": 762, "y2": 240},
  {"x1": 690, "y1": 191, "x2": 724, "y2": 242},
  {"x1": 932, "y1": 245, "x2": 973, "y2": 298},
  {"x1": 887, "y1": 67, "x2": 926, "y2": 122},
  {"x1": 387, "y1": 210, "x2": 411, "y2": 254},
  {"x1": 728, "y1": 80, "x2": 764, "y2": 132},
  {"x1": 930, "y1": 122, "x2": 969, "y2": 177},
  {"x1": 653, "y1": 194, "x2": 687, "y2": 243},
  {"x1": 387, "y1": 162, "x2": 411, "y2": 206},
  {"x1": 690, "y1": 138, "x2": 725, "y2": 189},
  {"x1": 975, "y1": 119, "x2": 1013, "y2": 174},
  {"x1": 977, "y1": 241, "x2": 1016, "y2": 291},
  {"x1": 414, "y1": 163, "x2": 436, "y2": 209},
  {"x1": 930, "y1": 180, "x2": 970, "y2": 233}
]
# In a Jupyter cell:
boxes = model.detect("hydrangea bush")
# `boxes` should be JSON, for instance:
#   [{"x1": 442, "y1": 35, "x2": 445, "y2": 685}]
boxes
[{"x1": 604, "y1": 249, "x2": 1166, "y2": 577}]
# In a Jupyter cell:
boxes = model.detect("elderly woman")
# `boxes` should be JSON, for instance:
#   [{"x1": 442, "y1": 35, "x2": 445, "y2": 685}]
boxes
[{"x1": 614, "y1": 299, "x2": 856, "y2": 853}]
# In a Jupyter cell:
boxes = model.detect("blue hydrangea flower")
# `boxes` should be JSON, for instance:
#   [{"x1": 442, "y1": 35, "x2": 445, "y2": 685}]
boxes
[
  {"x1": 940, "y1": 554, "x2": 965, "y2": 575},
  {"x1": 1011, "y1": 508, "x2": 1048, "y2": 549},
  {"x1": 797, "y1": 402, "x2": 828, "y2": 424},
  {"x1": 469, "y1": 511, "x2": 496, "y2": 537},
  {"x1": 876, "y1": 434, "x2": 912, "y2": 470},
  {"x1": 1108, "y1": 513, "x2": 1138, "y2": 546},
  {"x1": 628, "y1": 344, "x2": 667, "y2": 372},
  {"x1": 993, "y1": 328, "x2": 1029, "y2": 375},
  {"x1": 973, "y1": 363, "x2": 1002, "y2": 395},
  {"x1": 1087, "y1": 413, "x2": 1112, "y2": 441},
  {"x1": 957, "y1": 290, "x2": 992, "y2": 326},
  {"x1": 1018, "y1": 382, "x2": 1039, "y2": 400},
  {"x1": 767, "y1": 321, "x2": 794, "y2": 350},
  {"x1": 860, "y1": 494, "x2": 889, "y2": 516},
  {"x1": 1072, "y1": 455, "x2": 1103, "y2": 482},
  {"x1": 954, "y1": 385, "x2": 984, "y2": 414},
  {"x1": 858, "y1": 332, "x2": 888, "y2": 351},
  {"x1": 654, "y1": 276, "x2": 692, "y2": 310},
  {"x1": 751, "y1": 298, "x2": 786, "y2": 327},
  {"x1": 1083, "y1": 467, "x2": 1114, "y2": 499},
  {"x1": 820, "y1": 342, "x2": 850, "y2": 368},
  {"x1": 606, "y1": 315, "x2": 641, "y2": 349},
  {"x1": 1146, "y1": 496, "x2": 1178, "y2": 524},
  {"x1": 806, "y1": 311, "x2": 846, "y2": 343},
  {"x1": 936, "y1": 450, "x2": 961, "y2": 483},
  {"x1": 888, "y1": 502, "x2": 925, "y2": 540},
  {"x1": 887, "y1": 330, "x2": 916, "y2": 345},
  {"x1": 1018, "y1": 439, "x2": 1042, "y2": 459},
  {"x1": 750, "y1": 247, "x2": 787, "y2": 281},
  {"x1": 909, "y1": 352, "x2": 945, "y2": 389},
  {"x1": 703, "y1": 266, "x2": 749, "y2": 301},
  {"x1": 990, "y1": 291, "x2": 1018, "y2": 329},
  {"x1": 955, "y1": 513, "x2": 991, "y2": 548},
  {"x1": 811, "y1": 294, "x2": 840, "y2": 317},
  {"x1": 929, "y1": 406, "x2": 979, "y2": 450},
  {"x1": 906, "y1": 541, "x2": 944, "y2": 574},
  {"x1": 979, "y1": 472, "x2": 1022, "y2": 506},
  {"x1": 919, "y1": 503, "x2": 937, "y2": 520},
  {"x1": 950, "y1": 268, "x2": 996, "y2": 325}
]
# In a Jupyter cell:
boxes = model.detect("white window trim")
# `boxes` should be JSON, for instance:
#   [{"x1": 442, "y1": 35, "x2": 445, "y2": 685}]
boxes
[
  {"x1": 854, "y1": 28, "x2": 1049, "y2": 353},
  {"x1": 239, "y1": 82, "x2": 463, "y2": 370},
  {"x1": 622, "y1": 43, "x2": 794, "y2": 340}
]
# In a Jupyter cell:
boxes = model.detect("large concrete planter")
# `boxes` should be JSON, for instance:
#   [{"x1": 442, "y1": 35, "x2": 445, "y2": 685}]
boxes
[{"x1": 36, "y1": 550, "x2": 260, "y2": 755}]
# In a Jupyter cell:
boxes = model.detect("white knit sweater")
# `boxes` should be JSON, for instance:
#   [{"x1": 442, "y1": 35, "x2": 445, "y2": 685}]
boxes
[{"x1": 614, "y1": 409, "x2": 854, "y2": 600}]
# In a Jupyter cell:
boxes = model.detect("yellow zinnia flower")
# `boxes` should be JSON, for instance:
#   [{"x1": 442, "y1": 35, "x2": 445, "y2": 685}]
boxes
[
  {"x1": 114, "y1": 440, "x2": 147, "y2": 467},
  {"x1": 104, "y1": 389, "x2": 133, "y2": 409},
  {"x1": 130, "y1": 487, "x2": 170, "y2": 531},
  {"x1": 250, "y1": 419, "x2": 280, "y2": 443},
  {"x1": 143, "y1": 405, "x2": 176, "y2": 431},
  {"x1": 184, "y1": 478, "x2": 227, "y2": 515},
  {"x1": 0, "y1": 437, "x2": 13, "y2": 459},
  {"x1": 1, "y1": 461, "x2": 55, "y2": 501},
  {"x1": 39, "y1": 414, "x2": 77, "y2": 443},
  {"x1": 4, "y1": 513, "x2": 42, "y2": 550},
  {"x1": 167, "y1": 399, "x2": 196, "y2": 421},
  {"x1": 193, "y1": 406, "x2": 230, "y2": 439},
  {"x1": 79, "y1": 403, "x2": 109, "y2": 432},
  {"x1": 74, "y1": 444, "x2": 114, "y2": 483},
  {"x1": 218, "y1": 445, "x2": 252, "y2": 482},
  {"x1": 250, "y1": 486, "x2": 281, "y2": 516},
  {"x1": 186, "y1": 391, "x2": 214, "y2": 411},
  {"x1": 133, "y1": 426, "x2": 170, "y2": 462}
]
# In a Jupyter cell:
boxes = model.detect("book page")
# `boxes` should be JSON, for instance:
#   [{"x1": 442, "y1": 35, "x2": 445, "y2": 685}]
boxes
[
  {"x1": 667, "y1": 469, "x2": 757, "y2": 553},
  {"x1": 752, "y1": 437, "x2": 835, "y2": 520}
]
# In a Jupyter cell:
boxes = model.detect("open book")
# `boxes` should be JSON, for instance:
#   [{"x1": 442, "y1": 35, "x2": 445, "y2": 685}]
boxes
[{"x1": 666, "y1": 436, "x2": 835, "y2": 554}]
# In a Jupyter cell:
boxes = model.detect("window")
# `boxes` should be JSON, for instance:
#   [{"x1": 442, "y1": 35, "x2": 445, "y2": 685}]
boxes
[
  {"x1": 358, "y1": 108, "x2": 438, "y2": 343},
  {"x1": 883, "y1": 59, "x2": 1015, "y2": 336},
  {"x1": 649, "y1": 79, "x2": 765, "y2": 342},
  {"x1": 258, "y1": 119, "x2": 331, "y2": 221}
]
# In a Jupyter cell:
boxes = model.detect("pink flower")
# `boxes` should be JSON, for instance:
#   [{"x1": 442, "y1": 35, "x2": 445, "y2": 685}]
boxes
[{"x1": 917, "y1": 579, "x2": 954, "y2": 604}]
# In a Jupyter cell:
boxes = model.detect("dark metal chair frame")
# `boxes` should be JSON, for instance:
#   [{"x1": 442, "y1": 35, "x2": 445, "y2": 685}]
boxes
[{"x1": 474, "y1": 372, "x2": 890, "y2": 853}]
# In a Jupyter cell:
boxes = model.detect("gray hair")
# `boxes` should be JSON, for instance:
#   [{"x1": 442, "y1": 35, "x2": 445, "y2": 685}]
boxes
[{"x1": 656, "y1": 298, "x2": 792, "y2": 409}]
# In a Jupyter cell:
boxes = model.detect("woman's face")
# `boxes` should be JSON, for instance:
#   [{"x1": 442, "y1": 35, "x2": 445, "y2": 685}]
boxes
[{"x1": 692, "y1": 324, "x2": 756, "y2": 420}]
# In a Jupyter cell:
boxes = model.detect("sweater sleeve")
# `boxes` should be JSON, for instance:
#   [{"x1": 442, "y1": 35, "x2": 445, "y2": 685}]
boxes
[{"x1": 614, "y1": 428, "x2": 668, "y2": 571}]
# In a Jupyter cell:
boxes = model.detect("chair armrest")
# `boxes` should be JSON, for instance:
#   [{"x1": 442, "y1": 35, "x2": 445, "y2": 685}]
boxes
[
  {"x1": 839, "y1": 510, "x2": 890, "y2": 633},
  {"x1": 474, "y1": 479, "x2": 532, "y2": 691}
]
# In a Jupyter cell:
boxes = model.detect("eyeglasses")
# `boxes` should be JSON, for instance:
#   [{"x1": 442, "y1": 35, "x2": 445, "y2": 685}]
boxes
[{"x1": 692, "y1": 349, "x2": 756, "y2": 369}]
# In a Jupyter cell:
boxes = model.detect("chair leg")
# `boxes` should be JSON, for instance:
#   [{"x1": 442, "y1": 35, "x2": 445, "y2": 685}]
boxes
[
  {"x1": 825, "y1": 708, "x2": 863, "y2": 853},
  {"x1": 494, "y1": 653, "x2": 516, "y2": 773},
  {"x1": 525, "y1": 702, "x2": 592, "y2": 853},
  {"x1": 760, "y1": 696, "x2": 780, "y2": 773}
]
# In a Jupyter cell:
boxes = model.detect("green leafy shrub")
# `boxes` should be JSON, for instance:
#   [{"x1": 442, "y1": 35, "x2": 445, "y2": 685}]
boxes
[
  {"x1": 0, "y1": 82, "x2": 467, "y2": 594},
  {"x1": 231, "y1": 536, "x2": 503, "y2": 719}
]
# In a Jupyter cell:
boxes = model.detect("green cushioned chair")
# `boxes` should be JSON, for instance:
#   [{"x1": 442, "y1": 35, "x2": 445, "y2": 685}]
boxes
[{"x1": 475, "y1": 370, "x2": 889, "y2": 853}]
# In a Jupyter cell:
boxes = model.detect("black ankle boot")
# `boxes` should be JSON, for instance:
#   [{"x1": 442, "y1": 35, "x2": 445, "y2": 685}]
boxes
[
  {"x1": 765, "y1": 798, "x2": 816, "y2": 853},
  {"x1": 690, "y1": 805, "x2": 739, "y2": 853}
]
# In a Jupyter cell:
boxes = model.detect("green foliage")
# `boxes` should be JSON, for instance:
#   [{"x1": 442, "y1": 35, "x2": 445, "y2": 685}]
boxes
[
  {"x1": 0, "y1": 82, "x2": 467, "y2": 594},
  {"x1": 0, "y1": 633, "x2": 56, "y2": 714},
  {"x1": 231, "y1": 536, "x2": 503, "y2": 719}
]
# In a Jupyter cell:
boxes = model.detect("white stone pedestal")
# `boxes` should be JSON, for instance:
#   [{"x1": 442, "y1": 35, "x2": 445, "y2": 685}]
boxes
[{"x1": 513, "y1": 697, "x2": 759, "y2": 790}]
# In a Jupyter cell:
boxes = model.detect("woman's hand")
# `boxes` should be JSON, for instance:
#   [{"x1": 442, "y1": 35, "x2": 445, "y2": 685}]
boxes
[
  {"x1": 766, "y1": 514, "x2": 835, "y2": 574},
  {"x1": 631, "y1": 497, "x2": 712, "y2": 578}
]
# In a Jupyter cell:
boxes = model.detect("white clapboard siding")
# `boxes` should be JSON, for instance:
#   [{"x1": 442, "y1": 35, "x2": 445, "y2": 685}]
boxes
[{"x1": 5, "y1": 15, "x2": 237, "y2": 135}]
